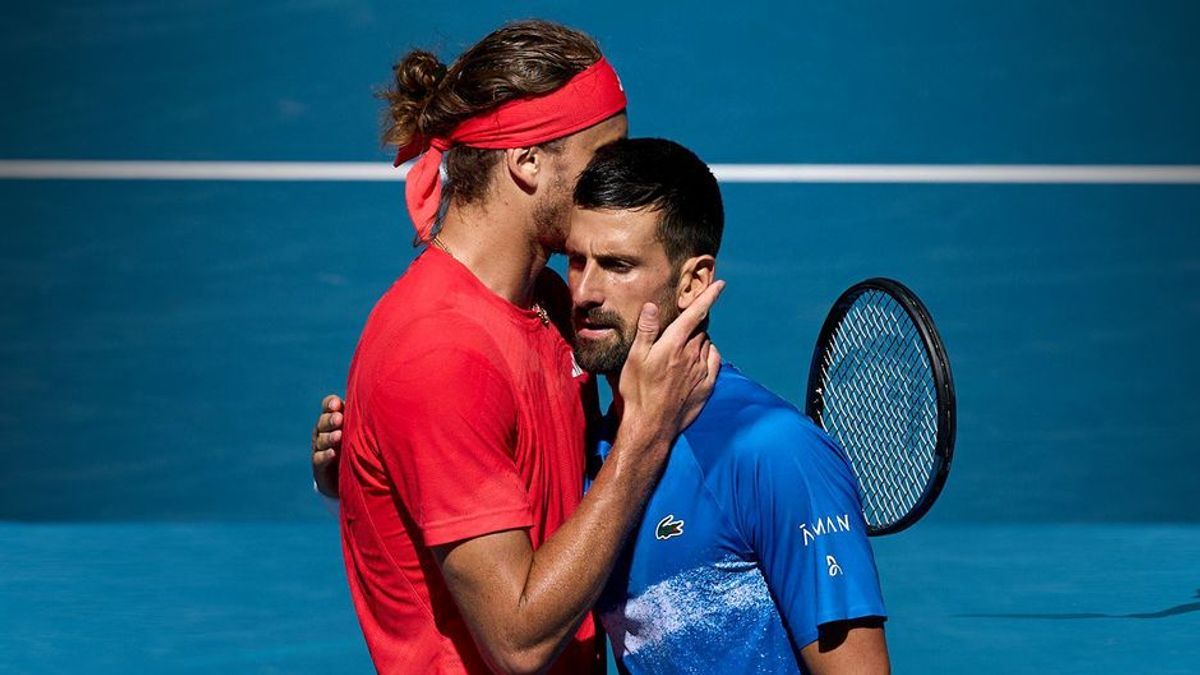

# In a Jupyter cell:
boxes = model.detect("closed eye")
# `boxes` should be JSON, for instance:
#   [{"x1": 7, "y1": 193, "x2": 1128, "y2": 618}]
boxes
[{"x1": 596, "y1": 256, "x2": 636, "y2": 273}]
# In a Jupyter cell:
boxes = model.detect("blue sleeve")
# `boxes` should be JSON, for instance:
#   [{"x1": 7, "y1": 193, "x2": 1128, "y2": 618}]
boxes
[{"x1": 732, "y1": 414, "x2": 887, "y2": 649}]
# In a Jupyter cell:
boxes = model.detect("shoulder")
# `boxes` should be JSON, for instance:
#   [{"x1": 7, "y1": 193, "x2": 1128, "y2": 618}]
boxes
[
  {"x1": 687, "y1": 365, "x2": 828, "y2": 454},
  {"x1": 685, "y1": 364, "x2": 853, "y2": 485},
  {"x1": 361, "y1": 326, "x2": 519, "y2": 437},
  {"x1": 376, "y1": 255, "x2": 508, "y2": 358},
  {"x1": 358, "y1": 306, "x2": 513, "y2": 408},
  {"x1": 380, "y1": 306, "x2": 502, "y2": 358},
  {"x1": 354, "y1": 259, "x2": 518, "y2": 411},
  {"x1": 377, "y1": 248, "x2": 511, "y2": 345}
]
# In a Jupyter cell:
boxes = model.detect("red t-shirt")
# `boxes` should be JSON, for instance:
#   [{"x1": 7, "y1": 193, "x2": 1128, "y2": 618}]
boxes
[{"x1": 339, "y1": 247, "x2": 598, "y2": 673}]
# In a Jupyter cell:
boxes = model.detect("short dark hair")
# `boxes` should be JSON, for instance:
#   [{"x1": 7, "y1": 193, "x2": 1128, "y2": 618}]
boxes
[{"x1": 573, "y1": 138, "x2": 724, "y2": 264}]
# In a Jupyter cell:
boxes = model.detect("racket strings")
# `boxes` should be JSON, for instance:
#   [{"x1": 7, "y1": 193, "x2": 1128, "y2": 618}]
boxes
[
  {"x1": 829, "y1": 332, "x2": 933, "y2": 518},
  {"x1": 817, "y1": 291, "x2": 938, "y2": 529},
  {"x1": 828, "y1": 336, "x2": 934, "y2": 511}
]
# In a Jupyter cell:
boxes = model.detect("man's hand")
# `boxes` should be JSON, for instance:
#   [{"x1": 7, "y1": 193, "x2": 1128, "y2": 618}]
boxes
[
  {"x1": 617, "y1": 279, "x2": 725, "y2": 449},
  {"x1": 312, "y1": 394, "x2": 344, "y2": 498}
]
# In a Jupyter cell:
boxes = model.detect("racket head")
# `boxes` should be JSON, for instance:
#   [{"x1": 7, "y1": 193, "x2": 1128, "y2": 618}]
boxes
[{"x1": 805, "y1": 278, "x2": 956, "y2": 536}]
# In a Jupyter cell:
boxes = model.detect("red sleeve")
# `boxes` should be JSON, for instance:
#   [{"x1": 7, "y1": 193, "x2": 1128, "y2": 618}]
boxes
[{"x1": 368, "y1": 334, "x2": 532, "y2": 547}]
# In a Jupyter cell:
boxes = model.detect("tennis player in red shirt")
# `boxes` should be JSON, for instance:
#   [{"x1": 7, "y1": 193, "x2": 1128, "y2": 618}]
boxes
[{"x1": 317, "y1": 21, "x2": 722, "y2": 674}]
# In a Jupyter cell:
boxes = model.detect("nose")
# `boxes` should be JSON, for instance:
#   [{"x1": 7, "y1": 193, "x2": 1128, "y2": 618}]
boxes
[{"x1": 571, "y1": 260, "x2": 604, "y2": 310}]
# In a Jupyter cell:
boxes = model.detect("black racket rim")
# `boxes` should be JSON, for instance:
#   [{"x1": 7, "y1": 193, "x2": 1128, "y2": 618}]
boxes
[{"x1": 805, "y1": 277, "x2": 956, "y2": 536}]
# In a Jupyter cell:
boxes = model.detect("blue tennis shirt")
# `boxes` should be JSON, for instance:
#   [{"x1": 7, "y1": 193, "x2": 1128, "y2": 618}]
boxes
[{"x1": 594, "y1": 363, "x2": 886, "y2": 674}]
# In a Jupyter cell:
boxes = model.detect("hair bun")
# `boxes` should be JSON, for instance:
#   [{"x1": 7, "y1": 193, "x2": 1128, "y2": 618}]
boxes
[
  {"x1": 381, "y1": 50, "x2": 447, "y2": 147},
  {"x1": 394, "y1": 50, "x2": 446, "y2": 102}
]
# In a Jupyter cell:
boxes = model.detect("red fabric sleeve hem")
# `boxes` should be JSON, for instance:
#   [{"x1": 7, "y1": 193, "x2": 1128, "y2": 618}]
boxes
[{"x1": 421, "y1": 505, "x2": 535, "y2": 547}]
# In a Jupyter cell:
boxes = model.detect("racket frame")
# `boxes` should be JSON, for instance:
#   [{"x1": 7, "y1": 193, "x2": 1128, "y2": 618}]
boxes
[{"x1": 805, "y1": 277, "x2": 956, "y2": 536}]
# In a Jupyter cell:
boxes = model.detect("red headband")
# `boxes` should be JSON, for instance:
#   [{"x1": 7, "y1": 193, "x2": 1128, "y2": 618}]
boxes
[{"x1": 394, "y1": 57, "x2": 627, "y2": 240}]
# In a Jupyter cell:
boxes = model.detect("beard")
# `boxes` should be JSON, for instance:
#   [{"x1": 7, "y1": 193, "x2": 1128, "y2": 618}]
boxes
[
  {"x1": 573, "y1": 306, "x2": 632, "y2": 374},
  {"x1": 573, "y1": 292, "x2": 682, "y2": 375},
  {"x1": 532, "y1": 174, "x2": 572, "y2": 252}
]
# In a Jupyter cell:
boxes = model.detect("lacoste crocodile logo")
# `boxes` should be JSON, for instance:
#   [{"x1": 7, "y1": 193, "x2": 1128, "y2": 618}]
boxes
[{"x1": 655, "y1": 514, "x2": 684, "y2": 541}]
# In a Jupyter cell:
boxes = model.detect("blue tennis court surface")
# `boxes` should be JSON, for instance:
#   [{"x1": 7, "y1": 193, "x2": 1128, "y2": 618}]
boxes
[
  {"x1": 3, "y1": 1, "x2": 1199, "y2": 673},
  {"x1": 2, "y1": 522, "x2": 1197, "y2": 673}
]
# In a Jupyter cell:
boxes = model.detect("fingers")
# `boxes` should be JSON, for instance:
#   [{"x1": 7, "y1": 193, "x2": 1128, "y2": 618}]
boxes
[
  {"x1": 313, "y1": 394, "x2": 345, "y2": 498},
  {"x1": 681, "y1": 329, "x2": 708, "y2": 369},
  {"x1": 314, "y1": 429, "x2": 342, "y2": 453},
  {"x1": 681, "y1": 330, "x2": 717, "y2": 377},
  {"x1": 313, "y1": 395, "x2": 343, "y2": 441},
  {"x1": 629, "y1": 302, "x2": 662, "y2": 356},
  {"x1": 316, "y1": 411, "x2": 343, "y2": 434},
  {"x1": 692, "y1": 343, "x2": 722, "y2": 428},
  {"x1": 313, "y1": 442, "x2": 340, "y2": 497},
  {"x1": 704, "y1": 343, "x2": 722, "y2": 387},
  {"x1": 659, "y1": 280, "x2": 725, "y2": 346},
  {"x1": 670, "y1": 329, "x2": 710, "y2": 395},
  {"x1": 312, "y1": 447, "x2": 338, "y2": 467},
  {"x1": 321, "y1": 394, "x2": 343, "y2": 413},
  {"x1": 692, "y1": 335, "x2": 715, "y2": 389}
]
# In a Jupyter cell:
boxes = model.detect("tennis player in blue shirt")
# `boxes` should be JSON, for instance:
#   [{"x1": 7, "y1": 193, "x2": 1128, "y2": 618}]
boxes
[
  {"x1": 567, "y1": 138, "x2": 888, "y2": 674},
  {"x1": 312, "y1": 137, "x2": 889, "y2": 673}
]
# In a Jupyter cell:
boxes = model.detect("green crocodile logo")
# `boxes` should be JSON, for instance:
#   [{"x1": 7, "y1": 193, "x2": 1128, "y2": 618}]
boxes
[{"x1": 655, "y1": 514, "x2": 685, "y2": 541}]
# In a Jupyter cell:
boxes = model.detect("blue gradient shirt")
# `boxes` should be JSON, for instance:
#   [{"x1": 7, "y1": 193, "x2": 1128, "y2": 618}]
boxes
[{"x1": 594, "y1": 363, "x2": 886, "y2": 674}]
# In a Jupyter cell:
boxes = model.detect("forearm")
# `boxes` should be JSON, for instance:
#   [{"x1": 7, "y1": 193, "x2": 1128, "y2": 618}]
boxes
[
  {"x1": 440, "y1": 425, "x2": 671, "y2": 673},
  {"x1": 800, "y1": 621, "x2": 890, "y2": 674},
  {"x1": 518, "y1": 430, "x2": 669, "y2": 652}
]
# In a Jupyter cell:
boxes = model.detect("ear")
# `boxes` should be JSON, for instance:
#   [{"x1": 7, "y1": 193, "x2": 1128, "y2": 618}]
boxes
[
  {"x1": 504, "y1": 146, "x2": 542, "y2": 194},
  {"x1": 676, "y1": 255, "x2": 716, "y2": 310}
]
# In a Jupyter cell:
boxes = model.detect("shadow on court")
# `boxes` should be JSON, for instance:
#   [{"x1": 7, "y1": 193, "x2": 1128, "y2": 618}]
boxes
[{"x1": 960, "y1": 589, "x2": 1200, "y2": 620}]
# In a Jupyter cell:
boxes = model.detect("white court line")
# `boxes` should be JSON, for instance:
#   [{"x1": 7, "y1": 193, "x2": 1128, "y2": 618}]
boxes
[
  {"x1": 713, "y1": 164, "x2": 1200, "y2": 184},
  {"x1": 1, "y1": 160, "x2": 1200, "y2": 184}
]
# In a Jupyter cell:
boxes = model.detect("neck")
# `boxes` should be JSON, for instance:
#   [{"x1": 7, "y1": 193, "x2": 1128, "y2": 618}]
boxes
[
  {"x1": 603, "y1": 357, "x2": 724, "y2": 420},
  {"x1": 436, "y1": 198, "x2": 549, "y2": 308}
]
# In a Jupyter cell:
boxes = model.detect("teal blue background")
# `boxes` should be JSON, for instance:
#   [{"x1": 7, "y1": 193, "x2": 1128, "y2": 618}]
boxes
[{"x1": 2, "y1": 1, "x2": 1198, "y2": 672}]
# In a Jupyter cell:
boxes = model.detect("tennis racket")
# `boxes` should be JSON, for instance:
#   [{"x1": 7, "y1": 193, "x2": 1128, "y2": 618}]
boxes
[{"x1": 805, "y1": 278, "x2": 956, "y2": 536}]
